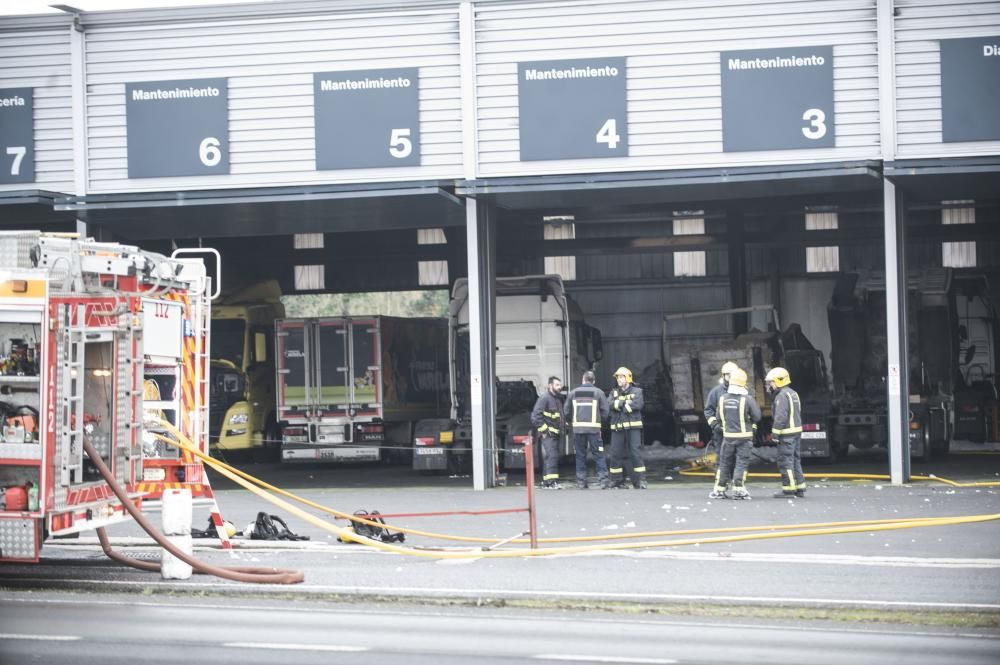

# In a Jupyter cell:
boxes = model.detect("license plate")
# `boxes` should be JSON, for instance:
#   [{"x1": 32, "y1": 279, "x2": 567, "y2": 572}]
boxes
[
  {"x1": 416, "y1": 447, "x2": 444, "y2": 456},
  {"x1": 319, "y1": 447, "x2": 379, "y2": 461},
  {"x1": 801, "y1": 431, "x2": 827, "y2": 439}
]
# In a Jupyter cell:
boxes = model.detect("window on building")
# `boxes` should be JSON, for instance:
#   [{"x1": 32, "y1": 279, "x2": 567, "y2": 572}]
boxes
[
  {"x1": 805, "y1": 210, "x2": 840, "y2": 273},
  {"x1": 294, "y1": 265, "x2": 325, "y2": 291},
  {"x1": 543, "y1": 217, "x2": 576, "y2": 281},
  {"x1": 942, "y1": 201, "x2": 976, "y2": 268},
  {"x1": 418, "y1": 260, "x2": 449, "y2": 286},
  {"x1": 418, "y1": 228, "x2": 447, "y2": 245},
  {"x1": 673, "y1": 211, "x2": 706, "y2": 277},
  {"x1": 293, "y1": 233, "x2": 324, "y2": 249}
]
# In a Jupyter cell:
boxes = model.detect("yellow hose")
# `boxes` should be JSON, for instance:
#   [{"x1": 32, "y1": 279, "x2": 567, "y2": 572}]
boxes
[
  {"x1": 154, "y1": 424, "x2": 1000, "y2": 558},
  {"x1": 155, "y1": 432, "x2": 976, "y2": 545}
]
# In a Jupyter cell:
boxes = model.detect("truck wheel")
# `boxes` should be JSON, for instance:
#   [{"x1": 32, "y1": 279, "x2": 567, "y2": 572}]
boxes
[{"x1": 913, "y1": 422, "x2": 932, "y2": 463}]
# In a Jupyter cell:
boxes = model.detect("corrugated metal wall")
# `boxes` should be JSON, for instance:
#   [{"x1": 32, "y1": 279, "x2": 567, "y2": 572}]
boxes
[
  {"x1": 0, "y1": 18, "x2": 74, "y2": 194},
  {"x1": 474, "y1": 0, "x2": 881, "y2": 177},
  {"x1": 894, "y1": 0, "x2": 1000, "y2": 158},
  {"x1": 83, "y1": 4, "x2": 463, "y2": 193}
]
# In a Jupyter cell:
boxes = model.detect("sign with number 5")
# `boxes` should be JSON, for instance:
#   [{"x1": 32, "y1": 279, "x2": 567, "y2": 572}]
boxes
[{"x1": 313, "y1": 68, "x2": 420, "y2": 170}]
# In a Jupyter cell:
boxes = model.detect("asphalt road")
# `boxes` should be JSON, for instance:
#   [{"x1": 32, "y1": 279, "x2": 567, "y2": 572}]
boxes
[
  {"x1": 0, "y1": 593, "x2": 997, "y2": 665},
  {"x1": 4, "y1": 480, "x2": 997, "y2": 611}
]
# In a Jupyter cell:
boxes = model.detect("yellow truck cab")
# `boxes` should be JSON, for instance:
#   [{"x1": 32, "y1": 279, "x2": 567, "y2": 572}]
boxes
[{"x1": 210, "y1": 281, "x2": 285, "y2": 456}]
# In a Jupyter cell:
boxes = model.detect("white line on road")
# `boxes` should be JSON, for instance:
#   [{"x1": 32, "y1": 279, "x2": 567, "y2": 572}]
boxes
[
  {"x1": 534, "y1": 656, "x2": 678, "y2": 664},
  {"x1": 223, "y1": 642, "x2": 369, "y2": 653},
  {"x1": 0, "y1": 634, "x2": 81, "y2": 641}
]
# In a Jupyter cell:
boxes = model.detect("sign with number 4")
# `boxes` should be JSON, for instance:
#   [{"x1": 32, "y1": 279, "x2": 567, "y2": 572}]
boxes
[{"x1": 517, "y1": 57, "x2": 628, "y2": 161}]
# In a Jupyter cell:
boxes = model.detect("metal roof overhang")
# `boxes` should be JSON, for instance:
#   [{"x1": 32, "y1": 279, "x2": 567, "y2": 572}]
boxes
[
  {"x1": 457, "y1": 160, "x2": 883, "y2": 211},
  {"x1": 884, "y1": 157, "x2": 1000, "y2": 203},
  {"x1": 0, "y1": 190, "x2": 78, "y2": 228},
  {"x1": 56, "y1": 182, "x2": 466, "y2": 240}
]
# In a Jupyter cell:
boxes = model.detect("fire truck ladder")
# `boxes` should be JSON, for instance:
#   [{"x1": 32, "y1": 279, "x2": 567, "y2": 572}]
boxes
[{"x1": 60, "y1": 304, "x2": 86, "y2": 486}]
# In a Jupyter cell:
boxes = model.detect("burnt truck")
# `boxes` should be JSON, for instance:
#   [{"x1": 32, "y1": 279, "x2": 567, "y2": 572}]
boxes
[
  {"x1": 412, "y1": 275, "x2": 603, "y2": 473},
  {"x1": 826, "y1": 269, "x2": 965, "y2": 461},
  {"x1": 664, "y1": 306, "x2": 834, "y2": 459},
  {"x1": 274, "y1": 316, "x2": 449, "y2": 463}
]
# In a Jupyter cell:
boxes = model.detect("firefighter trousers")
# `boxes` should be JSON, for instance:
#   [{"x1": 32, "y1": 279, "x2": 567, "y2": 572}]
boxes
[
  {"x1": 609, "y1": 428, "x2": 646, "y2": 487},
  {"x1": 717, "y1": 438, "x2": 752, "y2": 488},
  {"x1": 776, "y1": 436, "x2": 805, "y2": 492},
  {"x1": 573, "y1": 432, "x2": 609, "y2": 486},
  {"x1": 540, "y1": 434, "x2": 561, "y2": 483}
]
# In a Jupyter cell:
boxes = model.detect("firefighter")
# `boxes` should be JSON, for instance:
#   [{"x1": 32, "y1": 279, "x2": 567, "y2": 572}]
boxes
[
  {"x1": 766, "y1": 367, "x2": 806, "y2": 498},
  {"x1": 608, "y1": 366, "x2": 647, "y2": 489},
  {"x1": 564, "y1": 370, "x2": 611, "y2": 489},
  {"x1": 530, "y1": 375, "x2": 564, "y2": 489},
  {"x1": 710, "y1": 367, "x2": 761, "y2": 499},
  {"x1": 704, "y1": 361, "x2": 739, "y2": 453}
]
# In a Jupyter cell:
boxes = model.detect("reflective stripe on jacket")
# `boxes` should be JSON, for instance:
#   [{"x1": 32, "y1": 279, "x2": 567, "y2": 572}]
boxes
[
  {"x1": 718, "y1": 392, "x2": 762, "y2": 439},
  {"x1": 609, "y1": 385, "x2": 644, "y2": 431},
  {"x1": 771, "y1": 386, "x2": 803, "y2": 436},
  {"x1": 531, "y1": 391, "x2": 563, "y2": 436},
  {"x1": 564, "y1": 384, "x2": 609, "y2": 432}
]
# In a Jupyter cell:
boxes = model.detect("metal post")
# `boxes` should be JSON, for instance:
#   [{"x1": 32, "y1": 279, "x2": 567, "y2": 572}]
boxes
[
  {"x1": 524, "y1": 439, "x2": 538, "y2": 550},
  {"x1": 884, "y1": 178, "x2": 910, "y2": 484},
  {"x1": 466, "y1": 196, "x2": 497, "y2": 490}
]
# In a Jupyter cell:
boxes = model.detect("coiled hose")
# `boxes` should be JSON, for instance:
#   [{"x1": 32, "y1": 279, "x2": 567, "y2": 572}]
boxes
[{"x1": 84, "y1": 439, "x2": 303, "y2": 584}]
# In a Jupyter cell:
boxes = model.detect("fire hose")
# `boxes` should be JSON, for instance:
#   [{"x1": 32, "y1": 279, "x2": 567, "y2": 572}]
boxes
[
  {"x1": 154, "y1": 422, "x2": 1000, "y2": 558},
  {"x1": 83, "y1": 439, "x2": 304, "y2": 584}
]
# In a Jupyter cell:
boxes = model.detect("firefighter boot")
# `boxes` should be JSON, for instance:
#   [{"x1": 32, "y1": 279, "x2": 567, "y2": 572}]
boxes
[
  {"x1": 795, "y1": 488, "x2": 807, "y2": 498},
  {"x1": 708, "y1": 481, "x2": 729, "y2": 499},
  {"x1": 732, "y1": 484, "x2": 751, "y2": 500},
  {"x1": 773, "y1": 490, "x2": 797, "y2": 499}
]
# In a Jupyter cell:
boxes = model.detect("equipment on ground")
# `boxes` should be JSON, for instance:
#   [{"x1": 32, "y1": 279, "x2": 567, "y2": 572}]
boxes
[{"x1": 0, "y1": 232, "x2": 215, "y2": 562}]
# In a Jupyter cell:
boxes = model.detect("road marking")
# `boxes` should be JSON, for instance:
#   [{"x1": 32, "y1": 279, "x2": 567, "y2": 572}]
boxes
[
  {"x1": 534, "y1": 657, "x2": 678, "y2": 664},
  {"x1": 0, "y1": 633, "x2": 80, "y2": 642},
  {"x1": 223, "y1": 642, "x2": 368, "y2": 653}
]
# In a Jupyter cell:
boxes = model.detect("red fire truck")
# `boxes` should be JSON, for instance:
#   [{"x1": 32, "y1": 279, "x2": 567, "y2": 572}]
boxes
[{"x1": 0, "y1": 232, "x2": 216, "y2": 562}]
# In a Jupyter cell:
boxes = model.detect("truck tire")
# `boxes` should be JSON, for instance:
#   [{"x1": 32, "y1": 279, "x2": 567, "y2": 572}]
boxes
[{"x1": 913, "y1": 420, "x2": 932, "y2": 463}]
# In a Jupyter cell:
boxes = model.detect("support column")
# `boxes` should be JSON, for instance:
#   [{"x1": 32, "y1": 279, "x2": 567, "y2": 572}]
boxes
[
  {"x1": 67, "y1": 13, "x2": 88, "y2": 238},
  {"x1": 883, "y1": 178, "x2": 910, "y2": 484},
  {"x1": 466, "y1": 196, "x2": 497, "y2": 490}
]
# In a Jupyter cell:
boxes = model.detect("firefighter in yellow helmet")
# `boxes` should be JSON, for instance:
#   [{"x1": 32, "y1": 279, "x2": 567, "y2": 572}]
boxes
[
  {"x1": 704, "y1": 361, "x2": 739, "y2": 453},
  {"x1": 608, "y1": 366, "x2": 647, "y2": 489},
  {"x1": 710, "y1": 367, "x2": 761, "y2": 499},
  {"x1": 766, "y1": 367, "x2": 806, "y2": 498}
]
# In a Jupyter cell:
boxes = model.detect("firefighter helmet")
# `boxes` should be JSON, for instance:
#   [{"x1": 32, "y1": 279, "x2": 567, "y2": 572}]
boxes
[
  {"x1": 613, "y1": 366, "x2": 633, "y2": 383},
  {"x1": 729, "y1": 368, "x2": 748, "y2": 388},
  {"x1": 765, "y1": 367, "x2": 791, "y2": 388},
  {"x1": 720, "y1": 361, "x2": 739, "y2": 377}
]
